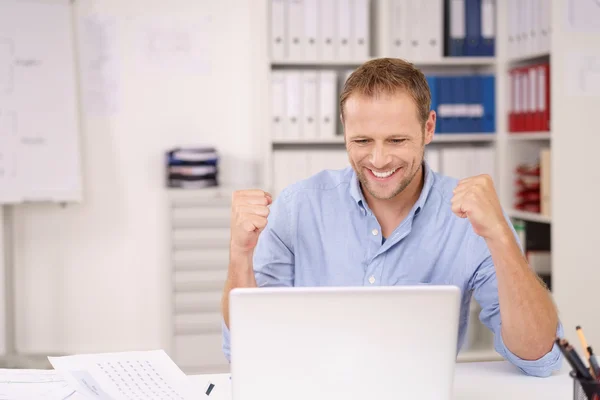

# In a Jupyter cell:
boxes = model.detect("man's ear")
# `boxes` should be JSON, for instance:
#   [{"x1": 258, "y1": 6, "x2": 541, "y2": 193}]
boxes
[{"x1": 424, "y1": 110, "x2": 436, "y2": 145}]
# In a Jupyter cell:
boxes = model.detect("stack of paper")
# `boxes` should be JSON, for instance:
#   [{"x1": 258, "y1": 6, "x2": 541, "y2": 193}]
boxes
[{"x1": 0, "y1": 350, "x2": 208, "y2": 400}]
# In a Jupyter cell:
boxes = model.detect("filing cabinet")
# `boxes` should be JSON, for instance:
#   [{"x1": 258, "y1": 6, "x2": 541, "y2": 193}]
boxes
[{"x1": 168, "y1": 187, "x2": 233, "y2": 374}]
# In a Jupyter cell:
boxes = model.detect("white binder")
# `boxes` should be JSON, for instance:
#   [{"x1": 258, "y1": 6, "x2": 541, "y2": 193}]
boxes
[
  {"x1": 319, "y1": 0, "x2": 337, "y2": 61},
  {"x1": 352, "y1": 0, "x2": 370, "y2": 60},
  {"x1": 481, "y1": 0, "x2": 495, "y2": 56},
  {"x1": 302, "y1": 71, "x2": 319, "y2": 139},
  {"x1": 273, "y1": 150, "x2": 310, "y2": 195},
  {"x1": 271, "y1": 71, "x2": 286, "y2": 140},
  {"x1": 318, "y1": 70, "x2": 337, "y2": 139},
  {"x1": 288, "y1": 0, "x2": 305, "y2": 60},
  {"x1": 507, "y1": 0, "x2": 517, "y2": 58},
  {"x1": 539, "y1": 0, "x2": 550, "y2": 54},
  {"x1": 271, "y1": 0, "x2": 287, "y2": 60},
  {"x1": 337, "y1": 0, "x2": 352, "y2": 59},
  {"x1": 391, "y1": 0, "x2": 408, "y2": 58},
  {"x1": 285, "y1": 71, "x2": 302, "y2": 139},
  {"x1": 420, "y1": 0, "x2": 443, "y2": 61},
  {"x1": 304, "y1": 0, "x2": 319, "y2": 60}
]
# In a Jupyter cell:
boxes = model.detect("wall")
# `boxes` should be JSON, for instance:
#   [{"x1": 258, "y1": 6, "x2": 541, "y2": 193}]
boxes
[
  {"x1": 551, "y1": 0, "x2": 600, "y2": 354},
  {"x1": 12, "y1": 0, "x2": 269, "y2": 354}
]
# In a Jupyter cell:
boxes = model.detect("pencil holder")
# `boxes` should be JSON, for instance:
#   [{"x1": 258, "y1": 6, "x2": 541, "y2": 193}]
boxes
[{"x1": 572, "y1": 372, "x2": 600, "y2": 400}]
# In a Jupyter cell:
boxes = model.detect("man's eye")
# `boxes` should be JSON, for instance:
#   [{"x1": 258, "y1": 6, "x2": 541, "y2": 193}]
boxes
[
  {"x1": 390, "y1": 139, "x2": 406, "y2": 144},
  {"x1": 354, "y1": 139, "x2": 369, "y2": 144}
]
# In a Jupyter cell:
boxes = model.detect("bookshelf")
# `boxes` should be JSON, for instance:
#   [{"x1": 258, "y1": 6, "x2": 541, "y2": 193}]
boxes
[{"x1": 264, "y1": 0, "x2": 558, "y2": 362}]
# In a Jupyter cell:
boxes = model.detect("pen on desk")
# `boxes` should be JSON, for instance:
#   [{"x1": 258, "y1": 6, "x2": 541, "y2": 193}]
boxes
[
  {"x1": 557, "y1": 338, "x2": 594, "y2": 381},
  {"x1": 205, "y1": 382, "x2": 215, "y2": 396},
  {"x1": 587, "y1": 346, "x2": 600, "y2": 380},
  {"x1": 577, "y1": 326, "x2": 591, "y2": 359}
]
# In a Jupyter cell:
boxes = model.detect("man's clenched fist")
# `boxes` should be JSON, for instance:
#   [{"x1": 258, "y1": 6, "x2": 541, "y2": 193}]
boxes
[{"x1": 230, "y1": 189, "x2": 272, "y2": 255}]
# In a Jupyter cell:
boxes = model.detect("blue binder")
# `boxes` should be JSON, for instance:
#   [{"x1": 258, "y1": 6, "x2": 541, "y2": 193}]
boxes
[
  {"x1": 465, "y1": 0, "x2": 481, "y2": 56},
  {"x1": 426, "y1": 75, "x2": 438, "y2": 117},
  {"x1": 482, "y1": 75, "x2": 495, "y2": 133},
  {"x1": 439, "y1": 77, "x2": 453, "y2": 133},
  {"x1": 465, "y1": 76, "x2": 477, "y2": 132},
  {"x1": 453, "y1": 76, "x2": 468, "y2": 133},
  {"x1": 480, "y1": 0, "x2": 495, "y2": 56}
]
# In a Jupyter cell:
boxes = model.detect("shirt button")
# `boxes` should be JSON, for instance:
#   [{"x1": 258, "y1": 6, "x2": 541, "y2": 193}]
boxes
[
  {"x1": 369, "y1": 276, "x2": 375, "y2": 284},
  {"x1": 371, "y1": 229, "x2": 378, "y2": 236}
]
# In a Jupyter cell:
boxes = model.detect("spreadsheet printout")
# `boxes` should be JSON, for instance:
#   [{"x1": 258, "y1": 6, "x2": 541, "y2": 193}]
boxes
[{"x1": 49, "y1": 350, "x2": 197, "y2": 400}]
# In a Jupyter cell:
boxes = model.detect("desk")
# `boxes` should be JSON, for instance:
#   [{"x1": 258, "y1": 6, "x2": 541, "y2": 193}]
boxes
[{"x1": 188, "y1": 361, "x2": 573, "y2": 400}]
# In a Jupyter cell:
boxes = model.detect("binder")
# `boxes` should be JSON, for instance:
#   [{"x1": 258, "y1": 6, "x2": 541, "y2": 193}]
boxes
[
  {"x1": 288, "y1": 0, "x2": 304, "y2": 60},
  {"x1": 271, "y1": 71, "x2": 286, "y2": 139},
  {"x1": 539, "y1": 0, "x2": 550, "y2": 54},
  {"x1": 318, "y1": 70, "x2": 337, "y2": 138},
  {"x1": 406, "y1": 0, "x2": 419, "y2": 60},
  {"x1": 426, "y1": 75, "x2": 438, "y2": 121},
  {"x1": 304, "y1": 0, "x2": 319, "y2": 60},
  {"x1": 467, "y1": 76, "x2": 483, "y2": 133},
  {"x1": 425, "y1": 148, "x2": 441, "y2": 172},
  {"x1": 509, "y1": 69, "x2": 516, "y2": 132},
  {"x1": 447, "y1": 0, "x2": 466, "y2": 56},
  {"x1": 353, "y1": 0, "x2": 370, "y2": 59},
  {"x1": 437, "y1": 77, "x2": 450, "y2": 133},
  {"x1": 454, "y1": 76, "x2": 467, "y2": 133},
  {"x1": 420, "y1": 0, "x2": 444, "y2": 61},
  {"x1": 514, "y1": 69, "x2": 523, "y2": 132},
  {"x1": 525, "y1": 66, "x2": 536, "y2": 131},
  {"x1": 465, "y1": 0, "x2": 481, "y2": 56},
  {"x1": 480, "y1": 0, "x2": 495, "y2": 56},
  {"x1": 482, "y1": 75, "x2": 495, "y2": 133},
  {"x1": 271, "y1": 0, "x2": 287, "y2": 60},
  {"x1": 320, "y1": 0, "x2": 337, "y2": 61},
  {"x1": 392, "y1": 0, "x2": 408, "y2": 58},
  {"x1": 538, "y1": 63, "x2": 550, "y2": 131},
  {"x1": 337, "y1": 0, "x2": 352, "y2": 59},
  {"x1": 285, "y1": 71, "x2": 302, "y2": 139},
  {"x1": 302, "y1": 71, "x2": 319, "y2": 139}
]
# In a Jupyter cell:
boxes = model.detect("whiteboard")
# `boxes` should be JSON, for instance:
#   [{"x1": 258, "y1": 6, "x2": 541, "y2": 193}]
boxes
[{"x1": 0, "y1": 0, "x2": 82, "y2": 203}]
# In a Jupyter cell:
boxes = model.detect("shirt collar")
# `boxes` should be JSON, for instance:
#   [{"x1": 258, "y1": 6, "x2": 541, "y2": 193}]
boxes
[{"x1": 349, "y1": 160, "x2": 435, "y2": 217}]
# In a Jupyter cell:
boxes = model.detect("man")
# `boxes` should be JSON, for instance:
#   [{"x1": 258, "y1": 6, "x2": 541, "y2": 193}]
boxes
[{"x1": 221, "y1": 58, "x2": 562, "y2": 377}]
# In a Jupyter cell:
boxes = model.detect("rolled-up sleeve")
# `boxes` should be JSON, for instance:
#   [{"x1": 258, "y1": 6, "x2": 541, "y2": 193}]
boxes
[
  {"x1": 221, "y1": 187, "x2": 296, "y2": 362},
  {"x1": 468, "y1": 227, "x2": 563, "y2": 377}
]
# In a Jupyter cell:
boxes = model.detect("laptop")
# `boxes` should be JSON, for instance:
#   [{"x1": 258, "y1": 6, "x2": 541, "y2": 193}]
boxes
[{"x1": 229, "y1": 285, "x2": 461, "y2": 400}]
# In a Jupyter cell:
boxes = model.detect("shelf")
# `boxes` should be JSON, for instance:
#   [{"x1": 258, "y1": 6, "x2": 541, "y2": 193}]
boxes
[
  {"x1": 272, "y1": 134, "x2": 495, "y2": 146},
  {"x1": 273, "y1": 137, "x2": 345, "y2": 145},
  {"x1": 508, "y1": 51, "x2": 550, "y2": 65},
  {"x1": 271, "y1": 57, "x2": 496, "y2": 68},
  {"x1": 508, "y1": 209, "x2": 551, "y2": 224},
  {"x1": 507, "y1": 132, "x2": 551, "y2": 140},
  {"x1": 432, "y1": 134, "x2": 496, "y2": 143}
]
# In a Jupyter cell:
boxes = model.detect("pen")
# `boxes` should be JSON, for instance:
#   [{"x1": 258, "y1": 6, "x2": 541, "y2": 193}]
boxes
[
  {"x1": 577, "y1": 326, "x2": 591, "y2": 360},
  {"x1": 557, "y1": 338, "x2": 594, "y2": 381},
  {"x1": 588, "y1": 346, "x2": 600, "y2": 380}
]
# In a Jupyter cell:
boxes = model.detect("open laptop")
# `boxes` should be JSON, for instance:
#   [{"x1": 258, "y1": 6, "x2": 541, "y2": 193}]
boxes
[{"x1": 229, "y1": 285, "x2": 461, "y2": 400}]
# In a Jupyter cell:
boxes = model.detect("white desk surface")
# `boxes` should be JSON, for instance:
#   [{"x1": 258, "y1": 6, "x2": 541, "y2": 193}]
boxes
[{"x1": 188, "y1": 361, "x2": 573, "y2": 400}]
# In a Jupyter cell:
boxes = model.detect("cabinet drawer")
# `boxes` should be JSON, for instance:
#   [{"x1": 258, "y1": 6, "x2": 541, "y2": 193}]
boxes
[
  {"x1": 174, "y1": 269, "x2": 226, "y2": 292},
  {"x1": 174, "y1": 312, "x2": 222, "y2": 334},
  {"x1": 173, "y1": 333, "x2": 228, "y2": 369},
  {"x1": 175, "y1": 291, "x2": 222, "y2": 313},
  {"x1": 172, "y1": 249, "x2": 229, "y2": 271},
  {"x1": 172, "y1": 228, "x2": 230, "y2": 249},
  {"x1": 171, "y1": 207, "x2": 230, "y2": 229}
]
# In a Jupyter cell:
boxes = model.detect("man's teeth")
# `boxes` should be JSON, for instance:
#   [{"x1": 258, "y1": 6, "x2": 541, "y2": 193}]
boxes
[{"x1": 371, "y1": 169, "x2": 396, "y2": 178}]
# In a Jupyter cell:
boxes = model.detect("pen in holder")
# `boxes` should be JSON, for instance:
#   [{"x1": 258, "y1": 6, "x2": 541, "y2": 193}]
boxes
[{"x1": 572, "y1": 372, "x2": 600, "y2": 400}]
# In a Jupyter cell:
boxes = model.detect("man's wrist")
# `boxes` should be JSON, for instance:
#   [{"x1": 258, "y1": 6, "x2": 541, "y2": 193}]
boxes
[{"x1": 484, "y1": 221, "x2": 515, "y2": 249}]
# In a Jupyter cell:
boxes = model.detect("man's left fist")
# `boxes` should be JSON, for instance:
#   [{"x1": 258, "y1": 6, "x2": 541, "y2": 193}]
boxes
[{"x1": 451, "y1": 174, "x2": 509, "y2": 241}]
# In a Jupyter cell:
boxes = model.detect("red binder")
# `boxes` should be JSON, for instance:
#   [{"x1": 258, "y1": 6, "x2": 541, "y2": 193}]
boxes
[
  {"x1": 509, "y1": 69, "x2": 517, "y2": 132},
  {"x1": 540, "y1": 63, "x2": 550, "y2": 131}
]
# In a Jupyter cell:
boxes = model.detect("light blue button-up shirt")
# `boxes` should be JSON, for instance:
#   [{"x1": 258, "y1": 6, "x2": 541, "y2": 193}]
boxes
[{"x1": 222, "y1": 162, "x2": 563, "y2": 377}]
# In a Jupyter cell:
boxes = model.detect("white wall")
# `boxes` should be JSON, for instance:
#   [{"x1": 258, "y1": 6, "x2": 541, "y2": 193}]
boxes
[
  {"x1": 551, "y1": 0, "x2": 600, "y2": 353},
  {"x1": 12, "y1": 0, "x2": 269, "y2": 354}
]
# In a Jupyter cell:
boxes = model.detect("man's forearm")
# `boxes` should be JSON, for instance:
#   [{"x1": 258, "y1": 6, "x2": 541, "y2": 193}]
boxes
[
  {"x1": 486, "y1": 225, "x2": 558, "y2": 360},
  {"x1": 221, "y1": 251, "x2": 257, "y2": 328}
]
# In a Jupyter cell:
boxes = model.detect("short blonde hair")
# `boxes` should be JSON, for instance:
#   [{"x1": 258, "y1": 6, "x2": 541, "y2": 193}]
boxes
[{"x1": 340, "y1": 58, "x2": 432, "y2": 128}]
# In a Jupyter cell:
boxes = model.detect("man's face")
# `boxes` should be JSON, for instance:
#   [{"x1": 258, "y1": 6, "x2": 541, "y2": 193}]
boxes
[{"x1": 343, "y1": 91, "x2": 434, "y2": 200}]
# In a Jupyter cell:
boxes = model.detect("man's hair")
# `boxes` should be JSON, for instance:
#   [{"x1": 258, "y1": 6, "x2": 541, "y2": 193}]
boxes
[{"x1": 340, "y1": 58, "x2": 432, "y2": 128}]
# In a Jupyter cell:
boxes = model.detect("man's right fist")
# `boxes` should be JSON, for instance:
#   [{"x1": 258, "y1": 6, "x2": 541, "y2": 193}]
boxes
[{"x1": 230, "y1": 189, "x2": 273, "y2": 254}]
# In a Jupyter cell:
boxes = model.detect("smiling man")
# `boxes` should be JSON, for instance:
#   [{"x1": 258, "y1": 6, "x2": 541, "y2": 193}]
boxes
[{"x1": 221, "y1": 57, "x2": 562, "y2": 377}]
